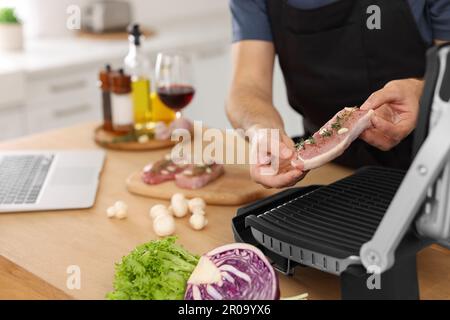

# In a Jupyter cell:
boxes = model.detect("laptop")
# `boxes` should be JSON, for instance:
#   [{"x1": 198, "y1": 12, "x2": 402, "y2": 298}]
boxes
[{"x1": 0, "y1": 150, "x2": 105, "y2": 213}]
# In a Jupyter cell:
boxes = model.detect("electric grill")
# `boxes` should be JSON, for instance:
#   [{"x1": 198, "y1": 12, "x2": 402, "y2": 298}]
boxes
[{"x1": 232, "y1": 43, "x2": 450, "y2": 299}]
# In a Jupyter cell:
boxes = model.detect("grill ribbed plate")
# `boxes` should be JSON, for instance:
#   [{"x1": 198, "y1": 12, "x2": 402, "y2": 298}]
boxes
[{"x1": 246, "y1": 167, "x2": 406, "y2": 259}]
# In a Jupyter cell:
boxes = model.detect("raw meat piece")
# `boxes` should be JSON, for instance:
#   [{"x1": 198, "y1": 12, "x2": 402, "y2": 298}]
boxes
[
  {"x1": 175, "y1": 164, "x2": 225, "y2": 190},
  {"x1": 294, "y1": 107, "x2": 374, "y2": 171},
  {"x1": 142, "y1": 158, "x2": 184, "y2": 185}
]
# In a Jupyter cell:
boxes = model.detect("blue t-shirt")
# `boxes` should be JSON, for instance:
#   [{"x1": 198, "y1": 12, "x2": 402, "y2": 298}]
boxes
[{"x1": 230, "y1": 0, "x2": 450, "y2": 45}]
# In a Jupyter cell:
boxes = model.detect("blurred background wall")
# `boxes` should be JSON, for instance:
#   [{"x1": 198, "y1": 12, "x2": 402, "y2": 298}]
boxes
[{"x1": 0, "y1": 0, "x2": 302, "y2": 140}]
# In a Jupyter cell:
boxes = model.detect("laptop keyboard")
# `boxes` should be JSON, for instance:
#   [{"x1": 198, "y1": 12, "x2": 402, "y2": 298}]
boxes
[{"x1": 0, "y1": 155, "x2": 54, "y2": 205}]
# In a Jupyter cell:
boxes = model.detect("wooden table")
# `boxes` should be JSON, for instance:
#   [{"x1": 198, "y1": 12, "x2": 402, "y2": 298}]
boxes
[{"x1": 0, "y1": 122, "x2": 449, "y2": 300}]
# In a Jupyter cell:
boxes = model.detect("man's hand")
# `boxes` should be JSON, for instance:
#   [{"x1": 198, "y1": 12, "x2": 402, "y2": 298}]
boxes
[
  {"x1": 360, "y1": 78, "x2": 424, "y2": 151},
  {"x1": 248, "y1": 126, "x2": 306, "y2": 189}
]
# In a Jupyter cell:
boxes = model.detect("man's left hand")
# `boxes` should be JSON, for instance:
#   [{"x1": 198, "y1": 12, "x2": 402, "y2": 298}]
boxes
[{"x1": 360, "y1": 78, "x2": 424, "y2": 151}]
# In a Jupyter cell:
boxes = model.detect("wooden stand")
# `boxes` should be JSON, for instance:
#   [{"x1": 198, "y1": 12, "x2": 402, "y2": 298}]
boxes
[{"x1": 94, "y1": 126, "x2": 176, "y2": 151}]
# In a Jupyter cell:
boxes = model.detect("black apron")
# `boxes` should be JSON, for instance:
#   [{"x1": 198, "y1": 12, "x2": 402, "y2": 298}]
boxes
[{"x1": 267, "y1": 0, "x2": 430, "y2": 170}]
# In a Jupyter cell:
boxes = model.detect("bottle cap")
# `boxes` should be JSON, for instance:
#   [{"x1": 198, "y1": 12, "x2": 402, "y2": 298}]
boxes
[
  {"x1": 99, "y1": 64, "x2": 113, "y2": 90},
  {"x1": 128, "y1": 23, "x2": 142, "y2": 46}
]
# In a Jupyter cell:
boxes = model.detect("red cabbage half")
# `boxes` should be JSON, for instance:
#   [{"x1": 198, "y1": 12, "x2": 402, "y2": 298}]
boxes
[{"x1": 184, "y1": 243, "x2": 279, "y2": 300}]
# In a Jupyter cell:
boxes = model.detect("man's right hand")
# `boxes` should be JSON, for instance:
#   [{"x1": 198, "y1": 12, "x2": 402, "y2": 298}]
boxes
[{"x1": 248, "y1": 126, "x2": 307, "y2": 189}]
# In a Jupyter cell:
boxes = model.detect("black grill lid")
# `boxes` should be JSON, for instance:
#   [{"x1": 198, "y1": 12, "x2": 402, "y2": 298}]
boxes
[{"x1": 246, "y1": 167, "x2": 406, "y2": 259}]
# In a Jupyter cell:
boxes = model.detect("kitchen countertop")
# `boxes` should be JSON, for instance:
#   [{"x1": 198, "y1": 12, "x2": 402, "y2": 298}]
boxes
[
  {"x1": 0, "y1": 12, "x2": 231, "y2": 78},
  {"x1": 0, "y1": 122, "x2": 449, "y2": 300}
]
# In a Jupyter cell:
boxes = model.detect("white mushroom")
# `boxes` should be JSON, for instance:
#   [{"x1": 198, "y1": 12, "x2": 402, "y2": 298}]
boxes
[
  {"x1": 115, "y1": 208, "x2": 128, "y2": 220},
  {"x1": 189, "y1": 214, "x2": 208, "y2": 231},
  {"x1": 172, "y1": 199, "x2": 189, "y2": 218},
  {"x1": 171, "y1": 193, "x2": 185, "y2": 203},
  {"x1": 171, "y1": 193, "x2": 189, "y2": 218},
  {"x1": 106, "y1": 206, "x2": 117, "y2": 218},
  {"x1": 188, "y1": 198, "x2": 206, "y2": 213},
  {"x1": 114, "y1": 201, "x2": 128, "y2": 212},
  {"x1": 192, "y1": 207, "x2": 206, "y2": 216},
  {"x1": 153, "y1": 214, "x2": 176, "y2": 237},
  {"x1": 149, "y1": 204, "x2": 171, "y2": 220},
  {"x1": 106, "y1": 201, "x2": 128, "y2": 219}
]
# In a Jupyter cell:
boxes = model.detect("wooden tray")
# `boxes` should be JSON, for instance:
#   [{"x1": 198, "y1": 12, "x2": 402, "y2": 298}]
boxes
[
  {"x1": 126, "y1": 166, "x2": 269, "y2": 206},
  {"x1": 94, "y1": 126, "x2": 176, "y2": 151}
]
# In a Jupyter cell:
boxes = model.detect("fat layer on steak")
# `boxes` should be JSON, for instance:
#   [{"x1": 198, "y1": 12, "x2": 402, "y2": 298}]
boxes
[
  {"x1": 141, "y1": 159, "x2": 184, "y2": 185},
  {"x1": 295, "y1": 107, "x2": 374, "y2": 171}
]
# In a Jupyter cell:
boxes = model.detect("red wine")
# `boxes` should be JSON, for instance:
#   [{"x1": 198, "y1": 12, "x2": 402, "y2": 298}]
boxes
[{"x1": 157, "y1": 85, "x2": 195, "y2": 111}]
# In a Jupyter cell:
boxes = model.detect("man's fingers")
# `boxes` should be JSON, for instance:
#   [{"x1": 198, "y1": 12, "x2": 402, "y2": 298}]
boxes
[
  {"x1": 252, "y1": 130, "x2": 294, "y2": 164},
  {"x1": 280, "y1": 143, "x2": 293, "y2": 160},
  {"x1": 290, "y1": 159, "x2": 304, "y2": 171},
  {"x1": 372, "y1": 115, "x2": 412, "y2": 142},
  {"x1": 281, "y1": 134, "x2": 296, "y2": 159},
  {"x1": 360, "y1": 128, "x2": 398, "y2": 151},
  {"x1": 252, "y1": 167, "x2": 304, "y2": 189},
  {"x1": 360, "y1": 87, "x2": 400, "y2": 111}
]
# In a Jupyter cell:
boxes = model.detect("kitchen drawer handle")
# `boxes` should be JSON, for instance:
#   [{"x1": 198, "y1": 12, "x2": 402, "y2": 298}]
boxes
[
  {"x1": 52, "y1": 104, "x2": 91, "y2": 118},
  {"x1": 49, "y1": 80, "x2": 87, "y2": 93}
]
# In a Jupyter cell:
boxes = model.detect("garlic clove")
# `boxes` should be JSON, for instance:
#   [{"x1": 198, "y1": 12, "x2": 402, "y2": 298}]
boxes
[{"x1": 138, "y1": 135, "x2": 150, "y2": 144}]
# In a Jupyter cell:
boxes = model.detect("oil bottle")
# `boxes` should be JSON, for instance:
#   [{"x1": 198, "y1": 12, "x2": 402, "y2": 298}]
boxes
[
  {"x1": 151, "y1": 92, "x2": 176, "y2": 124},
  {"x1": 124, "y1": 24, "x2": 153, "y2": 132}
]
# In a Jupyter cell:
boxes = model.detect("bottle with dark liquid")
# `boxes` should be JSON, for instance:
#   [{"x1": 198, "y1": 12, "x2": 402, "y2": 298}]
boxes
[{"x1": 99, "y1": 65, "x2": 113, "y2": 131}]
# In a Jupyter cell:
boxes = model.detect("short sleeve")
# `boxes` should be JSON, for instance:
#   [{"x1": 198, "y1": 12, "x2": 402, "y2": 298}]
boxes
[
  {"x1": 229, "y1": 0, "x2": 273, "y2": 42},
  {"x1": 429, "y1": 0, "x2": 450, "y2": 41}
]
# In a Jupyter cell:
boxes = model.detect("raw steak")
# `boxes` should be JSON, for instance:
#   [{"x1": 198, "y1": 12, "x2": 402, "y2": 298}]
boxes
[
  {"x1": 175, "y1": 164, "x2": 225, "y2": 190},
  {"x1": 294, "y1": 107, "x2": 374, "y2": 171},
  {"x1": 142, "y1": 157, "x2": 184, "y2": 185}
]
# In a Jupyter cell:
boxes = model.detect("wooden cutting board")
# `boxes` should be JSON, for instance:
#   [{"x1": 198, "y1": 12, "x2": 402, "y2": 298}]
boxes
[{"x1": 126, "y1": 166, "x2": 270, "y2": 206}]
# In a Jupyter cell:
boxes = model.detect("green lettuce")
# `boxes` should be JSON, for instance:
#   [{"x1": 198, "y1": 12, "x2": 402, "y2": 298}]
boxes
[{"x1": 107, "y1": 237, "x2": 199, "y2": 300}]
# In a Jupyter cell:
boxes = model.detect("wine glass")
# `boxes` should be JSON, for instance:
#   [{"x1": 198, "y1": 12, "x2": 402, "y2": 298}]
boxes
[{"x1": 155, "y1": 53, "x2": 195, "y2": 119}]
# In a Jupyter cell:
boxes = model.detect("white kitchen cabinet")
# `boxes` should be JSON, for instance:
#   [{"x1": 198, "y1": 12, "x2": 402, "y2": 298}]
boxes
[
  {"x1": 28, "y1": 70, "x2": 98, "y2": 104},
  {"x1": 25, "y1": 67, "x2": 102, "y2": 134},
  {"x1": 0, "y1": 104, "x2": 27, "y2": 141},
  {"x1": 26, "y1": 89, "x2": 101, "y2": 133}
]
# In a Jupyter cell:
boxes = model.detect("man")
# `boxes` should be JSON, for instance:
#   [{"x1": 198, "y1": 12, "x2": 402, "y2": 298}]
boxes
[{"x1": 226, "y1": 0, "x2": 450, "y2": 188}]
